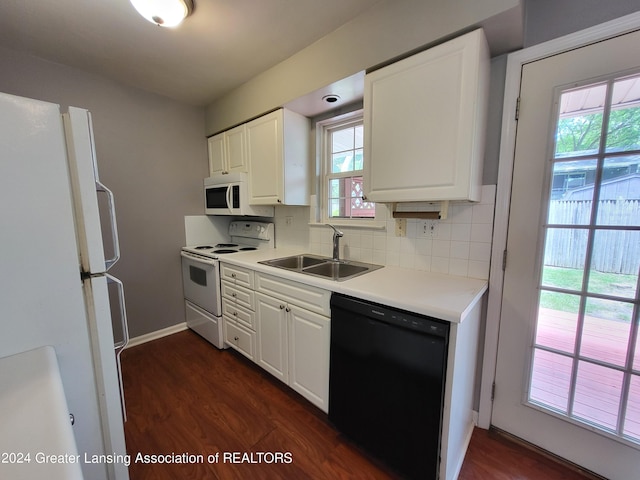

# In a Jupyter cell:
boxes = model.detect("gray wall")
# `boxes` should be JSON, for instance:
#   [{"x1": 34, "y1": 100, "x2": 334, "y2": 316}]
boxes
[
  {"x1": 0, "y1": 46, "x2": 207, "y2": 338},
  {"x1": 204, "y1": 0, "x2": 521, "y2": 135},
  {"x1": 524, "y1": 0, "x2": 640, "y2": 46}
]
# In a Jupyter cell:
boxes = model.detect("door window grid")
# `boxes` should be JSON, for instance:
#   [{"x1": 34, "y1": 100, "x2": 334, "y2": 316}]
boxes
[{"x1": 529, "y1": 72, "x2": 640, "y2": 446}]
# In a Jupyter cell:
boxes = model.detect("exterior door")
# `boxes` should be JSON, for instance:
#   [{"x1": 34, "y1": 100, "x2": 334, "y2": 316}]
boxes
[{"x1": 492, "y1": 29, "x2": 640, "y2": 479}]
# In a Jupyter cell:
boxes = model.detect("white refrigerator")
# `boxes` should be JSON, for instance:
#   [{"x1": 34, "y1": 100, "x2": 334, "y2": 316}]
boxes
[{"x1": 0, "y1": 92, "x2": 130, "y2": 479}]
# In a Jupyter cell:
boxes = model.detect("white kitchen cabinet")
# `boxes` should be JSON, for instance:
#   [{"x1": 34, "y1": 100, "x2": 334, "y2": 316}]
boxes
[
  {"x1": 207, "y1": 124, "x2": 247, "y2": 177},
  {"x1": 246, "y1": 108, "x2": 310, "y2": 206},
  {"x1": 251, "y1": 271, "x2": 330, "y2": 412},
  {"x1": 221, "y1": 263, "x2": 256, "y2": 360},
  {"x1": 363, "y1": 29, "x2": 489, "y2": 203},
  {"x1": 255, "y1": 292, "x2": 289, "y2": 383},
  {"x1": 288, "y1": 306, "x2": 330, "y2": 412}
]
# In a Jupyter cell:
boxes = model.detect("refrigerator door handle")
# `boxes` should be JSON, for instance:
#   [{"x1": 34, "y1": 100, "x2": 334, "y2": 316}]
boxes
[
  {"x1": 98, "y1": 181, "x2": 121, "y2": 271},
  {"x1": 107, "y1": 273, "x2": 129, "y2": 353},
  {"x1": 107, "y1": 273, "x2": 129, "y2": 421}
]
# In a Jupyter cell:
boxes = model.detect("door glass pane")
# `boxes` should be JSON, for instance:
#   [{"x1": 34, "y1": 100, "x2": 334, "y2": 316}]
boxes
[
  {"x1": 542, "y1": 228, "x2": 588, "y2": 286},
  {"x1": 635, "y1": 328, "x2": 640, "y2": 371},
  {"x1": 574, "y1": 361, "x2": 623, "y2": 431},
  {"x1": 595, "y1": 157, "x2": 640, "y2": 227},
  {"x1": 536, "y1": 291, "x2": 579, "y2": 353},
  {"x1": 605, "y1": 75, "x2": 640, "y2": 153},
  {"x1": 588, "y1": 230, "x2": 639, "y2": 298},
  {"x1": 549, "y1": 159, "x2": 598, "y2": 204},
  {"x1": 625, "y1": 376, "x2": 640, "y2": 442},
  {"x1": 555, "y1": 84, "x2": 606, "y2": 158},
  {"x1": 530, "y1": 349, "x2": 572, "y2": 413},
  {"x1": 581, "y1": 297, "x2": 631, "y2": 366}
]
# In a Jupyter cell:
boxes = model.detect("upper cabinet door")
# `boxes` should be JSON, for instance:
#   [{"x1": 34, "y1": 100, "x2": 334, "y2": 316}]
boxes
[
  {"x1": 207, "y1": 133, "x2": 226, "y2": 176},
  {"x1": 207, "y1": 124, "x2": 247, "y2": 177},
  {"x1": 247, "y1": 110, "x2": 283, "y2": 204},
  {"x1": 246, "y1": 108, "x2": 310, "y2": 206},
  {"x1": 363, "y1": 29, "x2": 490, "y2": 203},
  {"x1": 225, "y1": 124, "x2": 247, "y2": 174}
]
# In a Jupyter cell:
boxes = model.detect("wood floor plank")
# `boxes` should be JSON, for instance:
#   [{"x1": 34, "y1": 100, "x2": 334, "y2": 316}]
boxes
[{"x1": 122, "y1": 330, "x2": 596, "y2": 479}]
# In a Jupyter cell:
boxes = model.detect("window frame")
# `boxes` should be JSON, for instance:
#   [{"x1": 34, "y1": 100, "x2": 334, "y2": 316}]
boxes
[{"x1": 316, "y1": 110, "x2": 381, "y2": 228}]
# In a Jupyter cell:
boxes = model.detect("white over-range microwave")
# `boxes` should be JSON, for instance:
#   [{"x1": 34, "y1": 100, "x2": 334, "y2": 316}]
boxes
[{"x1": 204, "y1": 173, "x2": 274, "y2": 216}]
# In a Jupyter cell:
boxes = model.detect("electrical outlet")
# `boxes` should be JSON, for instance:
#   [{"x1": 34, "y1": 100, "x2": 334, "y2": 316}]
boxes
[
  {"x1": 421, "y1": 220, "x2": 438, "y2": 237},
  {"x1": 395, "y1": 218, "x2": 407, "y2": 237}
]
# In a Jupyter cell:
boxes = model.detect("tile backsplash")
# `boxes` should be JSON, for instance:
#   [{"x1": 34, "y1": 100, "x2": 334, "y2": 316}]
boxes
[{"x1": 274, "y1": 185, "x2": 496, "y2": 280}]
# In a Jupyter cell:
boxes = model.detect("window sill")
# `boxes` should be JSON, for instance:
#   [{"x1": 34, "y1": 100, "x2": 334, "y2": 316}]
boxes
[{"x1": 309, "y1": 220, "x2": 386, "y2": 230}]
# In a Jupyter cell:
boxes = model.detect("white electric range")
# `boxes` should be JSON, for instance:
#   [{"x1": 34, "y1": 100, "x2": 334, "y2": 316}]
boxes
[{"x1": 180, "y1": 221, "x2": 274, "y2": 348}]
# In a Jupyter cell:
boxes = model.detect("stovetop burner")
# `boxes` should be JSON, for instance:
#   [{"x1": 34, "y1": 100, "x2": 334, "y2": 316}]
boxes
[
  {"x1": 213, "y1": 249, "x2": 238, "y2": 254},
  {"x1": 215, "y1": 243, "x2": 238, "y2": 248},
  {"x1": 194, "y1": 245, "x2": 214, "y2": 249},
  {"x1": 239, "y1": 247, "x2": 257, "y2": 251}
]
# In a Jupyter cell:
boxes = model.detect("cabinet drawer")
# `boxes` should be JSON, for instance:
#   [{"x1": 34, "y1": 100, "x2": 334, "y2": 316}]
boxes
[
  {"x1": 222, "y1": 299, "x2": 255, "y2": 330},
  {"x1": 256, "y1": 273, "x2": 330, "y2": 316},
  {"x1": 224, "y1": 319, "x2": 255, "y2": 361},
  {"x1": 220, "y1": 263, "x2": 254, "y2": 289},
  {"x1": 221, "y1": 281, "x2": 255, "y2": 310}
]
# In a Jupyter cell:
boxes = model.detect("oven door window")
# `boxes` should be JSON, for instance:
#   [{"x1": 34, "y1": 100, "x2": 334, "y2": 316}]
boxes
[
  {"x1": 181, "y1": 256, "x2": 221, "y2": 316},
  {"x1": 189, "y1": 265, "x2": 207, "y2": 286}
]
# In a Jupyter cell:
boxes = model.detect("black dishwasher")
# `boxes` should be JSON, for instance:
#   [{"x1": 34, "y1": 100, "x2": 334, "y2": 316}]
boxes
[{"x1": 329, "y1": 293, "x2": 449, "y2": 480}]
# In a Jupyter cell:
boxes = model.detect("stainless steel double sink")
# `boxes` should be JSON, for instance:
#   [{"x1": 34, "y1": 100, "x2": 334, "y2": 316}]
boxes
[{"x1": 259, "y1": 254, "x2": 383, "y2": 281}]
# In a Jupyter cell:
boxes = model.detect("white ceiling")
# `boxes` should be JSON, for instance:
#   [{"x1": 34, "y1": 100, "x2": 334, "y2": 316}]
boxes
[{"x1": 0, "y1": 0, "x2": 382, "y2": 106}]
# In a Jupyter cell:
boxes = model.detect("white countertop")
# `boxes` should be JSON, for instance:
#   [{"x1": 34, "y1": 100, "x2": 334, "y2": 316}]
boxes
[
  {"x1": 219, "y1": 248, "x2": 487, "y2": 323},
  {"x1": 0, "y1": 346, "x2": 84, "y2": 480}
]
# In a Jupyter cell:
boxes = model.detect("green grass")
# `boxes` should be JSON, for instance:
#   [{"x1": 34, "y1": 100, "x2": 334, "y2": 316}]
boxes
[{"x1": 540, "y1": 266, "x2": 636, "y2": 322}]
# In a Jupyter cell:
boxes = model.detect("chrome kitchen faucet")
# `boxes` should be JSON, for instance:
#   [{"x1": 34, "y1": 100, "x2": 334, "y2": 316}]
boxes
[{"x1": 325, "y1": 224, "x2": 344, "y2": 262}]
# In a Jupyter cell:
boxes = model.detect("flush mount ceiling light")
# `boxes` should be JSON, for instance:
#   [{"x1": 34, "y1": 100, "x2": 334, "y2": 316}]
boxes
[{"x1": 130, "y1": 0, "x2": 194, "y2": 28}]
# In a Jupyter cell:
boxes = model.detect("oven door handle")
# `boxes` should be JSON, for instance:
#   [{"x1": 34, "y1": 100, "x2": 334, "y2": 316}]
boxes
[{"x1": 181, "y1": 251, "x2": 218, "y2": 266}]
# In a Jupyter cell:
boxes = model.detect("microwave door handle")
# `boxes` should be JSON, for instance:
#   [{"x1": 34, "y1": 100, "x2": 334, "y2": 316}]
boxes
[
  {"x1": 226, "y1": 184, "x2": 233, "y2": 214},
  {"x1": 96, "y1": 180, "x2": 121, "y2": 270}
]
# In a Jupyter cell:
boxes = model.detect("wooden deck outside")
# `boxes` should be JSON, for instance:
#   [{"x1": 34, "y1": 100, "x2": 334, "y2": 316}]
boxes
[{"x1": 530, "y1": 307, "x2": 639, "y2": 441}]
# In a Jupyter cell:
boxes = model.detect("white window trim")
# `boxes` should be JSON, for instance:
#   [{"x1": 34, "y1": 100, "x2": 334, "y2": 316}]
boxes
[{"x1": 313, "y1": 110, "x2": 385, "y2": 229}]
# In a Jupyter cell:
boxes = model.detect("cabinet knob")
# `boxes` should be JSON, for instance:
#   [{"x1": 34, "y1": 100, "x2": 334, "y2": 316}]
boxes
[
  {"x1": 233, "y1": 311, "x2": 238, "y2": 316},
  {"x1": 231, "y1": 273, "x2": 236, "y2": 278},
  {"x1": 285, "y1": 307, "x2": 291, "y2": 313},
  {"x1": 279, "y1": 304, "x2": 285, "y2": 309},
  {"x1": 232, "y1": 292, "x2": 237, "y2": 297},
  {"x1": 234, "y1": 336, "x2": 239, "y2": 341}
]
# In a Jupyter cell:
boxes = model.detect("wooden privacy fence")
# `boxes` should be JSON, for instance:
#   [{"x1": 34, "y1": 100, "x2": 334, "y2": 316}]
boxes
[{"x1": 545, "y1": 200, "x2": 640, "y2": 275}]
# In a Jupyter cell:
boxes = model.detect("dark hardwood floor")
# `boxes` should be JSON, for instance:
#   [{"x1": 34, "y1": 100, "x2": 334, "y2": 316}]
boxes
[{"x1": 122, "y1": 330, "x2": 596, "y2": 479}]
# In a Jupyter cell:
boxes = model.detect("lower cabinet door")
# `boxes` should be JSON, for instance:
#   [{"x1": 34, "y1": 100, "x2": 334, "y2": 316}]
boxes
[
  {"x1": 288, "y1": 307, "x2": 330, "y2": 413},
  {"x1": 255, "y1": 293, "x2": 288, "y2": 382}
]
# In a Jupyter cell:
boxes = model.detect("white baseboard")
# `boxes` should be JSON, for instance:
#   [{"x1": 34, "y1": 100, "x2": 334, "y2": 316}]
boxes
[{"x1": 126, "y1": 322, "x2": 188, "y2": 348}]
